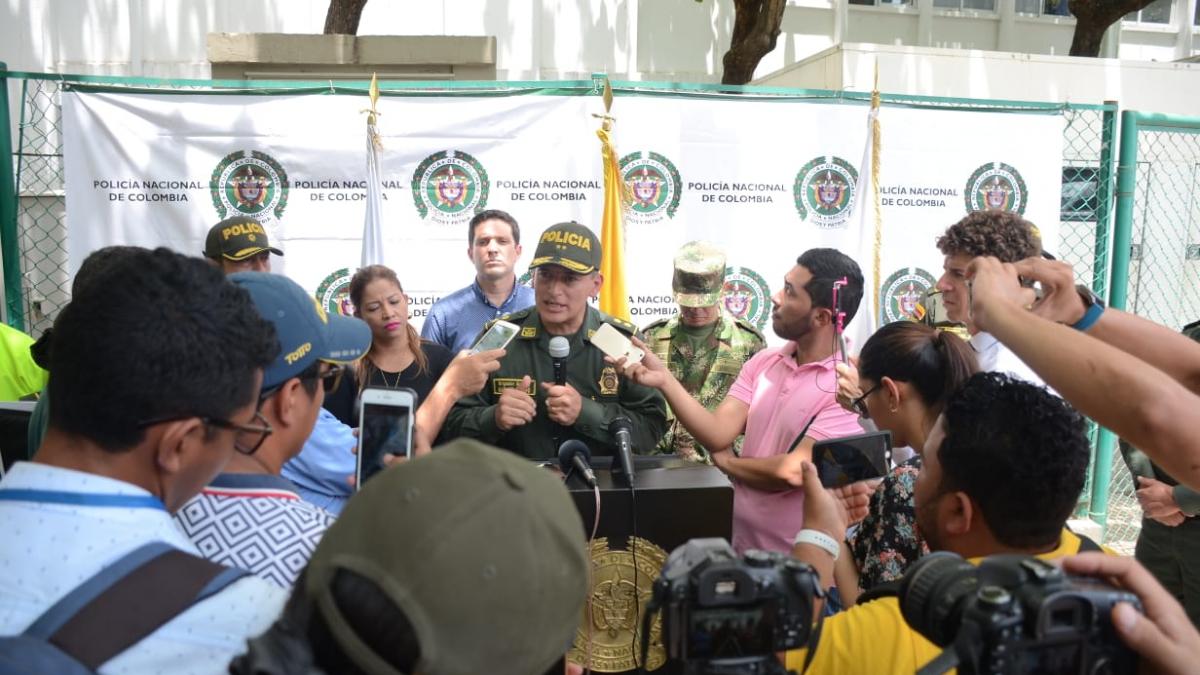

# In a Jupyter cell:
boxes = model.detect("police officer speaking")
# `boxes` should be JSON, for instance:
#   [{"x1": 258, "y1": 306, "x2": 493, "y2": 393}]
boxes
[{"x1": 442, "y1": 222, "x2": 667, "y2": 460}]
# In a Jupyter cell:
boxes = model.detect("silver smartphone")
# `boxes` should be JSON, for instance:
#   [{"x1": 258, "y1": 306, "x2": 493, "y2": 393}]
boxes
[
  {"x1": 356, "y1": 387, "x2": 416, "y2": 489},
  {"x1": 470, "y1": 319, "x2": 520, "y2": 354}
]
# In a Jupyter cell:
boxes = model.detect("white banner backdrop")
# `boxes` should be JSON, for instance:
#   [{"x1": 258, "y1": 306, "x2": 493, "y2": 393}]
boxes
[{"x1": 62, "y1": 90, "x2": 1063, "y2": 343}]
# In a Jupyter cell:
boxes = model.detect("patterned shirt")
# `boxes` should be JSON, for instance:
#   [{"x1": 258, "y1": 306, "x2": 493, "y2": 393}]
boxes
[
  {"x1": 643, "y1": 310, "x2": 765, "y2": 462},
  {"x1": 0, "y1": 462, "x2": 285, "y2": 674},
  {"x1": 849, "y1": 456, "x2": 930, "y2": 592},
  {"x1": 175, "y1": 473, "x2": 337, "y2": 588},
  {"x1": 421, "y1": 277, "x2": 535, "y2": 353}
]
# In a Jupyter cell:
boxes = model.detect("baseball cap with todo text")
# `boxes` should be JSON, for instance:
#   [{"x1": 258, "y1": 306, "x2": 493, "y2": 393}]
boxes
[
  {"x1": 303, "y1": 439, "x2": 588, "y2": 675},
  {"x1": 230, "y1": 272, "x2": 371, "y2": 392},
  {"x1": 529, "y1": 221, "x2": 602, "y2": 275},
  {"x1": 204, "y1": 216, "x2": 284, "y2": 262}
]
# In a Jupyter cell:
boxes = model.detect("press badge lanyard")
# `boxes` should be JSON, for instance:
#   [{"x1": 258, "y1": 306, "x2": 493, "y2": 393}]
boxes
[{"x1": 0, "y1": 488, "x2": 167, "y2": 511}]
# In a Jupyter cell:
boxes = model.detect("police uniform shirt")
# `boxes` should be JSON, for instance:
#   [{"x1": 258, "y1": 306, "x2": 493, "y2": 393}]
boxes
[{"x1": 441, "y1": 305, "x2": 668, "y2": 460}]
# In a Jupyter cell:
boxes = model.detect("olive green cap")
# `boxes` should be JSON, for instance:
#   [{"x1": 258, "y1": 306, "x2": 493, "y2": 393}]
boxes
[
  {"x1": 303, "y1": 439, "x2": 587, "y2": 675},
  {"x1": 529, "y1": 222, "x2": 602, "y2": 275}
]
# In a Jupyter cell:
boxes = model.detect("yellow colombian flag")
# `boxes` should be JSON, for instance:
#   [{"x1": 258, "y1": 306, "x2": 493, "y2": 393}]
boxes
[{"x1": 596, "y1": 121, "x2": 630, "y2": 322}]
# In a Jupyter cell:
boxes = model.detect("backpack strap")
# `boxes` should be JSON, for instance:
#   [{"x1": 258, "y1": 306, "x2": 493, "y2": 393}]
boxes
[{"x1": 23, "y1": 541, "x2": 249, "y2": 670}]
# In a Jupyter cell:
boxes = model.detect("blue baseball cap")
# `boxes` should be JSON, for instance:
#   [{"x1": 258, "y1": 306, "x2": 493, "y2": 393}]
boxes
[{"x1": 230, "y1": 272, "x2": 371, "y2": 391}]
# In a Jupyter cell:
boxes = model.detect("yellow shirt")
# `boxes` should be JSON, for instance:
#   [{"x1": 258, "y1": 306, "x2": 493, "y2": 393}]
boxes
[
  {"x1": 0, "y1": 323, "x2": 47, "y2": 400},
  {"x1": 785, "y1": 530, "x2": 1100, "y2": 675}
]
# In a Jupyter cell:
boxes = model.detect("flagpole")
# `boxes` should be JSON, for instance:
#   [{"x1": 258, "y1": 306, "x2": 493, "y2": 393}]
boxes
[
  {"x1": 361, "y1": 73, "x2": 385, "y2": 267},
  {"x1": 595, "y1": 78, "x2": 631, "y2": 322},
  {"x1": 869, "y1": 61, "x2": 883, "y2": 325}
]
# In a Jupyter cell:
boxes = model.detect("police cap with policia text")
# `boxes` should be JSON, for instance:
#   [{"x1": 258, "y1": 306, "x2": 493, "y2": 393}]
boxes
[
  {"x1": 204, "y1": 215, "x2": 284, "y2": 262},
  {"x1": 528, "y1": 221, "x2": 602, "y2": 274}
]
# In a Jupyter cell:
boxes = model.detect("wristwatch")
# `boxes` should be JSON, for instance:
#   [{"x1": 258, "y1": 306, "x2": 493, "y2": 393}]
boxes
[{"x1": 1070, "y1": 284, "x2": 1105, "y2": 332}]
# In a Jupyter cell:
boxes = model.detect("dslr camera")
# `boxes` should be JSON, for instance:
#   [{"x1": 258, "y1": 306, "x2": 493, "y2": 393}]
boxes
[
  {"x1": 899, "y1": 552, "x2": 1143, "y2": 675},
  {"x1": 644, "y1": 538, "x2": 820, "y2": 675}
]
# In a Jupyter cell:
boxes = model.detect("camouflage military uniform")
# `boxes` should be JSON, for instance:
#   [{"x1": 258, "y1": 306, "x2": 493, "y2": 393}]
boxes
[
  {"x1": 441, "y1": 305, "x2": 668, "y2": 460},
  {"x1": 643, "y1": 310, "x2": 765, "y2": 463}
]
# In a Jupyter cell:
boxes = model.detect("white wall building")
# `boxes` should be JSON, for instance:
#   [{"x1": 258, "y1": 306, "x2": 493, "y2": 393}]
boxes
[{"x1": 2, "y1": 0, "x2": 1198, "y2": 85}]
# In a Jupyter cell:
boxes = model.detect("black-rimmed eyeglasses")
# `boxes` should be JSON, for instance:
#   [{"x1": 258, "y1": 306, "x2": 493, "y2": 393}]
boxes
[
  {"x1": 851, "y1": 382, "x2": 882, "y2": 419},
  {"x1": 137, "y1": 411, "x2": 273, "y2": 455}
]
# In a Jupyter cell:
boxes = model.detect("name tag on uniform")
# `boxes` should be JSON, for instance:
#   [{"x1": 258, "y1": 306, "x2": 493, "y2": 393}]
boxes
[{"x1": 493, "y1": 378, "x2": 536, "y2": 396}]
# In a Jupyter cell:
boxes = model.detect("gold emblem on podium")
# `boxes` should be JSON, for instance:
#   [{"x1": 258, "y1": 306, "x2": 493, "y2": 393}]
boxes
[{"x1": 568, "y1": 536, "x2": 668, "y2": 672}]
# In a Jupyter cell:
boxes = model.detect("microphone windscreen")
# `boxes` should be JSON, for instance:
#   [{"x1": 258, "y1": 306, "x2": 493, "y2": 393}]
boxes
[
  {"x1": 557, "y1": 439, "x2": 592, "y2": 472},
  {"x1": 549, "y1": 336, "x2": 570, "y2": 359}
]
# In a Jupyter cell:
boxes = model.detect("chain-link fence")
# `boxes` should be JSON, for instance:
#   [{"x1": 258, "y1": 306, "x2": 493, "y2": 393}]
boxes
[
  {"x1": 1103, "y1": 113, "x2": 1200, "y2": 555},
  {"x1": 1, "y1": 71, "x2": 1120, "y2": 521}
]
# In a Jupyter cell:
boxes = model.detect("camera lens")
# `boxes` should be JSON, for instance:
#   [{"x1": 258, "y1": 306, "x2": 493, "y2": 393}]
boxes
[{"x1": 899, "y1": 552, "x2": 981, "y2": 646}]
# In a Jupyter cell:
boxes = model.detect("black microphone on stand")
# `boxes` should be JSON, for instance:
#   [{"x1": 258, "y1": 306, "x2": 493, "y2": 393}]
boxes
[
  {"x1": 557, "y1": 439, "x2": 596, "y2": 488},
  {"x1": 609, "y1": 416, "x2": 636, "y2": 486},
  {"x1": 549, "y1": 336, "x2": 569, "y2": 386}
]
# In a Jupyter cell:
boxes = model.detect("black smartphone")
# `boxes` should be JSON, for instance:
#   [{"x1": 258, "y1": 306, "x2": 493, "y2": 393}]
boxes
[{"x1": 813, "y1": 430, "x2": 892, "y2": 488}]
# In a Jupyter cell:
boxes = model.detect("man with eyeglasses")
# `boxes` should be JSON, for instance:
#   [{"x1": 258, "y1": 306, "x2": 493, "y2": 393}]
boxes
[
  {"x1": 0, "y1": 248, "x2": 287, "y2": 673},
  {"x1": 174, "y1": 272, "x2": 371, "y2": 588}
]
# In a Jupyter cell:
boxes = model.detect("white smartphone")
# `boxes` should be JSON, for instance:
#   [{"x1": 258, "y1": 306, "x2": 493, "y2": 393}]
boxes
[
  {"x1": 470, "y1": 319, "x2": 520, "y2": 354},
  {"x1": 590, "y1": 322, "x2": 644, "y2": 365},
  {"x1": 356, "y1": 386, "x2": 416, "y2": 489}
]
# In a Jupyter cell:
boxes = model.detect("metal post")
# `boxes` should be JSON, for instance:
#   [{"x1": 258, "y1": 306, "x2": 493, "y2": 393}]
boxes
[
  {"x1": 0, "y1": 63, "x2": 24, "y2": 330},
  {"x1": 1089, "y1": 110, "x2": 1140, "y2": 528}
]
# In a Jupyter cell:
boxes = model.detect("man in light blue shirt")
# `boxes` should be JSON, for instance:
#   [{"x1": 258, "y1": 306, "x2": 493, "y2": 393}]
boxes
[
  {"x1": 422, "y1": 209, "x2": 535, "y2": 352},
  {"x1": 0, "y1": 248, "x2": 286, "y2": 673}
]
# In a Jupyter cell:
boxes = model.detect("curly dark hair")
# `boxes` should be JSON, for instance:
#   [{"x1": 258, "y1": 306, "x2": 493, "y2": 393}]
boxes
[
  {"x1": 936, "y1": 210, "x2": 1040, "y2": 263},
  {"x1": 48, "y1": 247, "x2": 278, "y2": 452},
  {"x1": 937, "y1": 372, "x2": 1088, "y2": 549}
]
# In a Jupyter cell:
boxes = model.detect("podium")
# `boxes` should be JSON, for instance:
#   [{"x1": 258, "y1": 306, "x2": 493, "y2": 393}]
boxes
[{"x1": 562, "y1": 456, "x2": 733, "y2": 673}]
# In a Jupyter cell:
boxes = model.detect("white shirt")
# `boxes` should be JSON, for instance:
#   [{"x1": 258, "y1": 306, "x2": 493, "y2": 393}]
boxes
[
  {"x1": 969, "y1": 331, "x2": 1046, "y2": 387},
  {"x1": 0, "y1": 462, "x2": 286, "y2": 675}
]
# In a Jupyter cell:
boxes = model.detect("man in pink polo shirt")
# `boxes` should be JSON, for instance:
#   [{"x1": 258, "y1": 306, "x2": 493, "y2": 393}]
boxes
[{"x1": 620, "y1": 248, "x2": 864, "y2": 553}]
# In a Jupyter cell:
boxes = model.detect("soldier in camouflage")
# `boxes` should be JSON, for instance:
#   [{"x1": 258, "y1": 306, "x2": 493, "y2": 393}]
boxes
[{"x1": 642, "y1": 241, "x2": 765, "y2": 463}]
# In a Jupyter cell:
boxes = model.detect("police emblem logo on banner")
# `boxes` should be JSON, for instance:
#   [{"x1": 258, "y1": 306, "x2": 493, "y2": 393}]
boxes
[
  {"x1": 793, "y1": 156, "x2": 857, "y2": 228},
  {"x1": 880, "y1": 267, "x2": 937, "y2": 324},
  {"x1": 411, "y1": 150, "x2": 490, "y2": 224},
  {"x1": 569, "y1": 537, "x2": 668, "y2": 672},
  {"x1": 619, "y1": 151, "x2": 682, "y2": 224},
  {"x1": 964, "y1": 162, "x2": 1027, "y2": 215},
  {"x1": 722, "y1": 266, "x2": 771, "y2": 332},
  {"x1": 210, "y1": 150, "x2": 290, "y2": 222},
  {"x1": 316, "y1": 268, "x2": 356, "y2": 317}
]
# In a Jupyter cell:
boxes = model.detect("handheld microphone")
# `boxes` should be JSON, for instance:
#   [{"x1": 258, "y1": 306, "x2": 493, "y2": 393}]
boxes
[
  {"x1": 557, "y1": 439, "x2": 597, "y2": 488},
  {"x1": 549, "y1": 336, "x2": 569, "y2": 387},
  {"x1": 609, "y1": 416, "x2": 636, "y2": 486}
]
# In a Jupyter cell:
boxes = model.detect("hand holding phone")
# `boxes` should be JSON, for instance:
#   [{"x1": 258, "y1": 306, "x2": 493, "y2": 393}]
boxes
[
  {"x1": 590, "y1": 322, "x2": 644, "y2": 365},
  {"x1": 471, "y1": 320, "x2": 519, "y2": 354},
  {"x1": 356, "y1": 387, "x2": 416, "y2": 489}
]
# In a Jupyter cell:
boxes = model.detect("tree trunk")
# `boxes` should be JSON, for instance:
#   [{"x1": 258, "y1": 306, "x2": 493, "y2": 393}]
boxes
[
  {"x1": 721, "y1": 0, "x2": 787, "y2": 85},
  {"x1": 1068, "y1": 0, "x2": 1156, "y2": 56},
  {"x1": 324, "y1": 0, "x2": 369, "y2": 35}
]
